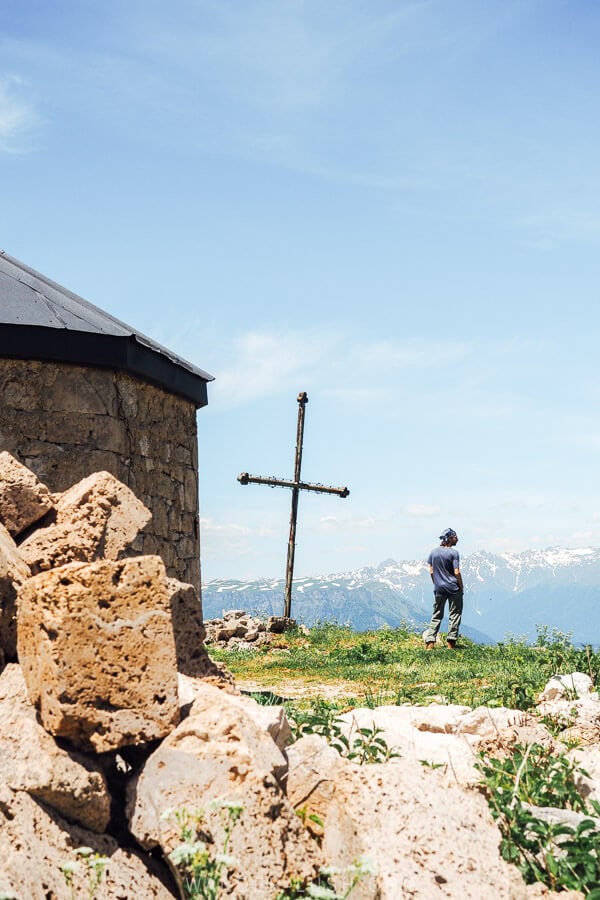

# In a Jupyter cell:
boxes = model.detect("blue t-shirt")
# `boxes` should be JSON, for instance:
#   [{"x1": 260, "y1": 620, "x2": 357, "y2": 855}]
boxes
[{"x1": 427, "y1": 546, "x2": 460, "y2": 593}]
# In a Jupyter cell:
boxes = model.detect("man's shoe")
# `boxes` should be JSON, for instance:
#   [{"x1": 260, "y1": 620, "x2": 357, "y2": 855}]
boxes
[
  {"x1": 425, "y1": 642, "x2": 435, "y2": 650},
  {"x1": 446, "y1": 639, "x2": 456, "y2": 649}
]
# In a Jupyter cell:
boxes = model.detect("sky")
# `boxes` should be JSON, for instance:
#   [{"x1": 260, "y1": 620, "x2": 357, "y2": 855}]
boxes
[{"x1": 3, "y1": 0, "x2": 600, "y2": 582}]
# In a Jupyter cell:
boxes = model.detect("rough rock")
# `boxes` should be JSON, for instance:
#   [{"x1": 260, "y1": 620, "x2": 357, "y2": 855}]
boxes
[
  {"x1": 127, "y1": 681, "x2": 320, "y2": 898},
  {"x1": 17, "y1": 555, "x2": 180, "y2": 752},
  {"x1": 166, "y1": 577, "x2": 208, "y2": 675},
  {"x1": 0, "y1": 451, "x2": 54, "y2": 537},
  {"x1": 286, "y1": 733, "x2": 550, "y2": 899},
  {"x1": 537, "y1": 692, "x2": 600, "y2": 745},
  {"x1": 0, "y1": 522, "x2": 30, "y2": 660},
  {"x1": 204, "y1": 609, "x2": 270, "y2": 649},
  {"x1": 177, "y1": 675, "x2": 292, "y2": 749},
  {"x1": 335, "y1": 705, "x2": 480, "y2": 784},
  {"x1": 539, "y1": 672, "x2": 596, "y2": 702},
  {"x1": 569, "y1": 746, "x2": 600, "y2": 805},
  {"x1": 0, "y1": 787, "x2": 173, "y2": 900},
  {"x1": 0, "y1": 664, "x2": 110, "y2": 832},
  {"x1": 18, "y1": 470, "x2": 151, "y2": 574}
]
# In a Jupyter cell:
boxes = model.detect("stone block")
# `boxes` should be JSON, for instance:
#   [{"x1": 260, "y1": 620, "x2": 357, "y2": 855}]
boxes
[
  {"x1": 18, "y1": 470, "x2": 151, "y2": 574},
  {"x1": 0, "y1": 522, "x2": 31, "y2": 660},
  {"x1": 0, "y1": 451, "x2": 54, "y2": 537},
  {"x1": 17, "y1": 555, "x2": 180, "y2": 752},
  {"x1": 0, "y1": 664, "x2": 110, "y2": 831},
  {"x1": 166, "y1": 577, "x2": 208, "y2": 676}
]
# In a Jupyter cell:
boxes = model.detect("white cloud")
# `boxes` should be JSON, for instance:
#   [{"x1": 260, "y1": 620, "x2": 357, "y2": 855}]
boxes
[
  {"x1": 200, "y1": 518, "x2": 251, "y2": 538},
  {"x1": 209, "y1": 330, "x2": 338, "y2": 408},
  {"x1": 403, "y1": 504, "x2": 440, "y2": 518},
  {"x1": 0, "y1": 76, "x2": 37, "y2": 152},
  {"x1": 318, "y1": 514, "x2": 388, "y2": 533}
]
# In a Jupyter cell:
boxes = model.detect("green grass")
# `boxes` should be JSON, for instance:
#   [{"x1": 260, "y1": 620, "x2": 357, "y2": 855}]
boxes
[{"x1": 208, "y1": 623, "x2": 600, "y2": 711}]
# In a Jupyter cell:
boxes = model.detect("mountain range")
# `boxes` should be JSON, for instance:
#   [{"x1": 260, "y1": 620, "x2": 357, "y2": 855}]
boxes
[{"x1": 202, "y1": 547, "x2": 600, "y2": 645}]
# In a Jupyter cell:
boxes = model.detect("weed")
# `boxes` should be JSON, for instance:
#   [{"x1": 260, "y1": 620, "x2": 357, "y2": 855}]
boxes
[
  {"x1": 163, "y1": 801, "x2": 243, "y2": 900},
  {"x1": 477, "y1": 742, "x2": 600, "y2": 892},
  {"x1": 60, "y1": 847, "x2": 109, "y2": 900},
  {"x1": 276, "y1": 858, "x2": 375, "y2": 899}
]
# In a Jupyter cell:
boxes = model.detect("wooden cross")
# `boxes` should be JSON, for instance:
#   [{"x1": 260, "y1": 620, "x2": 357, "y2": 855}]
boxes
[{"x1": 238, "y1": 391, "x2": 349, "y2": 619}]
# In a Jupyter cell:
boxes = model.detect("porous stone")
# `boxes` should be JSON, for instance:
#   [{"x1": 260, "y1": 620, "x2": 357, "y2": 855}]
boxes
[
  {"x1": 0, "y1": 450, "x2": 54, "y2": 537},
  {"x1": 0, "y1": 664, "x2": 110, "y2": 831},
  {"x1": 0, "y1": 521, "x2": 31, "y2": 660},
  {"x1": 0, "y1": 788, "x2": 173, "y2": 900},
  {"x1": 17, "y1": 555, "x2": 180, "y2": 752},
  {"x1": 166, "y1": 577, "x2": 207, "y2": 676},
  {"x1": 127, "y1": 681, "x2": 320, "y2": 898},
  {"x1": 18, "y1": 470, "x2": 152, "y2": 574}
]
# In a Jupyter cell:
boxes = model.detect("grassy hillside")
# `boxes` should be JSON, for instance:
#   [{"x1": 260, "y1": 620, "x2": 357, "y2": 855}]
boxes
[{"x1": 208, "y1": 622, "x2": 600, "y2": 711}]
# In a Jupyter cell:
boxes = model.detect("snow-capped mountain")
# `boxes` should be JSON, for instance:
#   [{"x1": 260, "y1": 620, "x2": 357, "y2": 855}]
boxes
[{"x1": 202, "y1": 547, "x2": 600, "y2": 645}]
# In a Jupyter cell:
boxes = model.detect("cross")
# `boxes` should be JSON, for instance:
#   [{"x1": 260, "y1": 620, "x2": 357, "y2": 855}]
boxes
[{"x1": 238, "y1": 391, "x2": 350, "y2": 619}]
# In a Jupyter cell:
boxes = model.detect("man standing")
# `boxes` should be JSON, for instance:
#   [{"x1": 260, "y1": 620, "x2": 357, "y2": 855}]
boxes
[{"x1": 424, "y1": 528, "x2": 464, "y2": 650}]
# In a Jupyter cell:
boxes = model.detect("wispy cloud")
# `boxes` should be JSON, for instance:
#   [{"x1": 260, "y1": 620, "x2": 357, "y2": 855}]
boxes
[
  {"x1": 0, "y1": 75, "x2": 37, "y2": 152},
  {"x1": 403, "y1": 504, "x2": 440, "y2": 518},
  {"x1": 209, "y1": 330, "x2": 338, "y2": 408}
]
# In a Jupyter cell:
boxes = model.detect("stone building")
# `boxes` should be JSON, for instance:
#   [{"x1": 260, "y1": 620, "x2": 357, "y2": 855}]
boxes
[{"x1": 0, "y1": 251, "x2": 213, "y2": 591}]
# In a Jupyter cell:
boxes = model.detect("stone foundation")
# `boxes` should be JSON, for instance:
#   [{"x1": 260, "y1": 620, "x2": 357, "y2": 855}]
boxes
[{"x1": 0, "y1": 359, "x2": 200, "y2": 590}]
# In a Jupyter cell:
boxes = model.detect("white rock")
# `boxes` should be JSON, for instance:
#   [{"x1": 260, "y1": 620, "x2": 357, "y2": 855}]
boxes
[
  {"x1": 127, "y1": 681, "x2": 320, "y2": 898},
  {"x1": 539, "y1": 672, "x2": 595, "y2": 702},
  {"x1": 0, "y1": 665, "x2": 110, "y2": 832}
]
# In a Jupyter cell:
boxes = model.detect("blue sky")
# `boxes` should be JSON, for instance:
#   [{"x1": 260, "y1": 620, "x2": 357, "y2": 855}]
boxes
[{"x1": 3, "y1": 1, "x2": 600, "y2": 581}]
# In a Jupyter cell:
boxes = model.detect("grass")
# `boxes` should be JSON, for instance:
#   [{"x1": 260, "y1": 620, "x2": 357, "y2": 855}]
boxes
[{"x1": 208, "y1": 622, "x2": 600, "y2": 711}]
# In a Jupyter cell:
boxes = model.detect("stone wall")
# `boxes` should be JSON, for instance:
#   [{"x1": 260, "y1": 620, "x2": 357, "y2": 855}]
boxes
[{"x1": 0, "y1": 359, "x2": 200, "y2": 590}]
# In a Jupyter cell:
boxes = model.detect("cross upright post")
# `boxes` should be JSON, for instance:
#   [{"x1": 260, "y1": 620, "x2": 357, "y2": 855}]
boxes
[{"x1": 238, "y1": 391, "x2": 349, "y2": 619}]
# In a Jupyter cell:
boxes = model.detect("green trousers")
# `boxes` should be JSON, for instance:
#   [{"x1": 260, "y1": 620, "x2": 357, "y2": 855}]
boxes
[{"x1": 424, "y1": 590, "x2": 463, "y2": 643}]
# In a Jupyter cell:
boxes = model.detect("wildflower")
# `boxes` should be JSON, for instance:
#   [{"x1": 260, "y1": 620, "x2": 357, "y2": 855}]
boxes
[
  {"x1": 307, "y1": 885, "x2": 338, "y2": 899},
  {"x1": 169, "y1": 841, "x2": 208, "y2": 865},
  {"x1": 59, "y1": 861, "x2": 80, "y2": 875},
  {"x1": 75, "y1": 846, "x2": 94, "y2": 858},
  {"x1": 318, "y1": 865, "x2": 341, "y2": 877},
  {"x1": 215, "y1": 853, "x2": 237, "y2": 867},
  {"x1": 350, "y1": 857, "x2": 376, "y2": 876}
]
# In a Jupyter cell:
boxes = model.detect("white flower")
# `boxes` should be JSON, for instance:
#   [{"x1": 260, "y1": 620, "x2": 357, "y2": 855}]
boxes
[
  {"x1": 59, "y1": 862, "x2": 80, "y2": 875},
  {"x1": 215, "y1": 853, "x2": 237, "y2": 867},
  {"x1": 307, "y1": 885, "x2": 338, "y2": 899},
  {"x1": 318, "y1": 865, "x2": 341, "y2": 877},
  {"x1": 75, "y1": 847, "x2": 94, "y2": 858},
  {"x1": 350, "y1": 857, "x2": 376, "y2": 876},
  {"x1": 169, "y1": 841, "x2": 207, "y2": 865}
]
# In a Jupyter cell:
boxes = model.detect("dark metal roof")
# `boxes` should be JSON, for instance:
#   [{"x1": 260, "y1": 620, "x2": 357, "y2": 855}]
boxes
[{"x1": 0, "y1": 251, "x2": 213, "y2": 408}]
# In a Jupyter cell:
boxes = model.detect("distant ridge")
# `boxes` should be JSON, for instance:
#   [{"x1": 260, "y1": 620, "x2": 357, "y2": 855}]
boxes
[{"x1": 202, "y1": 547, "x2": 600, "y2": 645}]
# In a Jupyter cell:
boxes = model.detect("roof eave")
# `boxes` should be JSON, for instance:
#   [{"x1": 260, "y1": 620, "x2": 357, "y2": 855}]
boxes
[{"x1": 0, "y1": 324, "x2": 213, "y2": 408}]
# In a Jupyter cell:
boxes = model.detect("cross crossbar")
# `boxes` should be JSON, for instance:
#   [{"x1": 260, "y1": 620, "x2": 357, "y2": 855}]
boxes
[{"x1": 238, "y1": 391, "x2": 349, "y2": 618}]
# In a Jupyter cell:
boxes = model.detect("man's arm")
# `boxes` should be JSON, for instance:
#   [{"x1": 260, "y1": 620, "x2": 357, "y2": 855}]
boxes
[
  {"x1": 429, "y1": 564, "x2": 434, "y2": 583},
  {"x1": 455, "y1": 567, "x2": 464, "y2": 591}
]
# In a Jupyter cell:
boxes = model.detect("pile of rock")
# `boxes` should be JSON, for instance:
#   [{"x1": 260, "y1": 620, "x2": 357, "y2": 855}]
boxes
[
  {"x1": 203, "y1": 609, "x2": 294, "y2": 649},
  {"x1": 0, "y1": 454, "x2": 319, "y2": 898}
]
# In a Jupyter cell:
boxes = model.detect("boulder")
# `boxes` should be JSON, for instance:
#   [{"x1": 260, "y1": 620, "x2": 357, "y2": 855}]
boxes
[
  {"x1": 166, "y1": 577, "x2": 208, "y2": 676},
  {"x1": 569, "y1": 746, "x2": 600, "y2": 806},
  {"x1": 335, "y1": 705, "x2": 479, "y2": 784},
  {"x1": 18, "y1": 470, "x2": 151, "y2": 574},
  {"x1": 286, "y1": 734, "x2": 557, "y2": 899},
  {"x1": 0, "y1": 451, "x2": 54, "y2": 537},
  {"x1": 127, "y1": 681, "x2": 320, "y2": 898},
  {"x1": 0, "y1": 522, "x2": 30, "y2": 660},
  {"x1": 0, "y1": 665, "x2": 110, "y2": 832},
  {"x1": 17, "y1": 555, "x2": 180, "y2": 752},
  {"x1": 0, "y1": 787, "x2": 173, "y2": 900},
  {"x1": 538, "y1": 672, "x2": 596, "y2": 702}
]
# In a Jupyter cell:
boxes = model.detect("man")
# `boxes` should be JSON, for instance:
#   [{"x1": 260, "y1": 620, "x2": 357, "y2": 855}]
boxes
[{"x1": 424, "y1": 527, "x2": 463, "y2": 650}]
